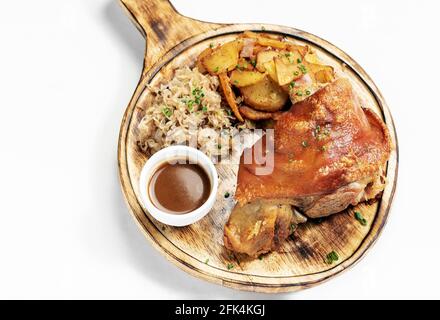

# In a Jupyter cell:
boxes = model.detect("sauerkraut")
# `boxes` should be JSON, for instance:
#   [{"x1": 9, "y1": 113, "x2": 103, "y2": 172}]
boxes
[{"x1": 136, "y1": 67, "x2": 254, "y2": 160}]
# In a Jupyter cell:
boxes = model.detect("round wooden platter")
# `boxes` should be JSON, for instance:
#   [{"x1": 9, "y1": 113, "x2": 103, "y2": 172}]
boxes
[{"x1": 117, "y1": 0, "x2": 398, "y2": 293}]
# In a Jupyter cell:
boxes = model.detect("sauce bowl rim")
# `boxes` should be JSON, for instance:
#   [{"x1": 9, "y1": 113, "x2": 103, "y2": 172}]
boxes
[{"x1": 139, "y1": 145, "x2": 219, "y2": 227}]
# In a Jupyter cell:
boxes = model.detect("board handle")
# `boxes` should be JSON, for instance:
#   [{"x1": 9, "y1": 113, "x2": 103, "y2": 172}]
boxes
[{"x1": 119, "y1": 0, "x2": 226, "y2": 70}]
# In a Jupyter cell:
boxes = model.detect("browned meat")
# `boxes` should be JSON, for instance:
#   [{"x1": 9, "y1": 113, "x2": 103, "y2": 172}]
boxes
[
  {"x1": 224, "y1": 78, "x2": 391, "y2": 256},
  {"x1": 224, "y1": 201, "x2": 307, "y2": 257}
]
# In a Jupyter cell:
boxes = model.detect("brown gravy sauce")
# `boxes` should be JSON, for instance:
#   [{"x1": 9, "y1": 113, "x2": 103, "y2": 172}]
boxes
[{"x1": 148, "y1": 161, "x2": 211, "y2": 215}]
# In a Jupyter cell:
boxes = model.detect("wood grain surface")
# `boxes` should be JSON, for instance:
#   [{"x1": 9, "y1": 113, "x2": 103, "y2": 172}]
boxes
[{"x1": 117, "y1": 0, "x2": 398, "y2": 292}]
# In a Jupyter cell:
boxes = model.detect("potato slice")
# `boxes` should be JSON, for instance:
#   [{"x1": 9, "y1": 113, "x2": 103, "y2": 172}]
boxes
[
  {"x1": 230, "y1": 70, "x2": 265, "y2": 87},
  {"x1": 202, "y1": 40, "x2": 242, "y2": 75},
  {"x1": 314, "y1": 69, "x2": 334, "y2": 83},
  {"x1": 263, "y1": 61, "x2": 278, "y2": 83},
  {"x1": 196, "y1": 47, "x2": 213, "y2": 73},
  {"x1": 309, "y1": 64, "x2": 334, "y2": 83},
  {"x1": 256, "y1": 37, "x2": 287, "y2": 49},
  {"x1": 240, "y1": 76, "x2": 288, "y2": 112},
  {"x1": 239, "y1": 105, "x2": 277, "y2": 121},
  {"x1": 239, "y1": 31, "x2": 260, "y2": 39},
  {"x1": 239, "y1": 31, "x2": 288, "y2": 49},
  {"x1": 274, "y1": 56, "x2": 304, "y2": 86},
  {"x1": 286, "y1": 44, "x2": 309, "y2": 57},
  {"x1": 218, "y1": 73, "x2": 244, "y2": 122},
  {"x1": 304, "y1": 51, "x2": 321, "y2": 64},
  {"x1": 256, "y1": 50, "x2": 279, "y2": 72},
  {"x1": 240, "y1": 31, "x2": 308, "y2": 55},
  {"x1": 303, "y1": 52, "x2": 334, "y2": 83}
]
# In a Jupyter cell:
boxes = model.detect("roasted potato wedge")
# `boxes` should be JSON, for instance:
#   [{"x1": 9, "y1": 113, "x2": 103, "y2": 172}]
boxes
[
  {"x1": 202, "y1": 40, "x2": 242, "y2": 75},
  {"x1": 274, "y1": 56, "x2": 304, "y2": 86},
  {"x1": 314, "y1": 68, "x2": 334, "y2": 83},
  {"x1": 308, "y1": 63, "x2": 335, "y2": 83},
  {"x1": 304, "y1": 51, "x2": 321, "y2": 64},
  {"x1": 241, "y1": 31, "x2": 308, "y2": 56},
  {"x1": 239, "y1": 31, "x2": 260, "y2": 39},
  {"x1": 230, "y1": 70, "x2": 265, "y2": 87},
  {"x1": 240, "y1": 31, "x2": 288, "y2": 49},
  {"x1": 256, "y1": 50, "x2": 279, "y2": 72},
  {"x1": 196, "y1": 47, "x2": 213, "y2": 73},
  {"x1": 256, "y1": 37, "x2": 287, "y2": 49},
  {"x1": 281, "y1": 50, "x2": 303, "y2": 65},
  {"x1": 286, "y1": 44, "x2": 309, "y2": 57},
  {"x1": 263, "y1": 60, "x2": 278, "y2": 83},
  {"x1": 240, "y1": 76, "x2": 288, "y2": 112},
  {"x1": 239, "y1": 105, "x2": 278, "y2": 121},
  {"x1": 218, "y1": 73, "x2": 244, "y2": 122}
]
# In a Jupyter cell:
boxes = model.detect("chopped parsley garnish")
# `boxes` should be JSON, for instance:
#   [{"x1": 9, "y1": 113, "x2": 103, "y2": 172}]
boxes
[
  {"x1": 209, "y1": 43, "x2": 214, "y2": 48},
  {"x1": 297, "y1": 58, "x2": 302, "y2": 63},
  {"x1": 325, "y1": 251, "x2": 339, "y2": 264},
  {"x1": 289, "y1": 81, "x2": 296, "y2": 89},
  {"x1": 202, "y1": 105, "x2": 208, "y2": 112},
  {"x1": 184, "y1": 87, "x2": 205, "y2": 111},
  {"x1": 192, "y1": 87, "x2": 205, "y2": 103},
  {"x1": 234, "y1": 80, "x2": 239, "y2": 85},
  {"x1": 227, "y1": 263, "x2": 234, "y2": 270},
  {"x1": 261, "y1": 26, "x2": 266, "y2": 31},
  {"x1": 250, "y1": 59, "x2": 257, "y2": 68},
  {"x1": 236, "y1": 63, "x2": 247, "y2": 71},
  {"x1": 301, "y1": 140, "x2": 309, "y2": 147},
  {"x1": 186, "y1": 100, "x2": 194, "y2": 111},
  {"x1": 294, "y1": 71, "x2": 300, "y2": 76},
  {"x1": 217, "y1": 144, "x2": 222, "y2": 149},
  {"x1": 205, "y1": 258, "x2": 209, "y2": 264},
  {"x1": 258, "y1": 255, "x2": 264, "y2": 260},
  {"x1": 214, "y1": 66, "x2": 219, "y2": 73},
  {"x1": 224, "y1": 191, "x2": 230, "y2": 198},
  {"x1": 314, "y1": 125, "x2": 321, "y2": 135},
  {"x1": 162, "y1": 107, "x2": 172, "y2": 118},
  {"x1": 296, "y1": 91, "x2": 303, "y2": 96},
  {"x1": 354, "y1": 211, "x2": 367, "y2": 226},
  {"x1": 298, "y1": 64, "x2": 308, "y2": 74}
]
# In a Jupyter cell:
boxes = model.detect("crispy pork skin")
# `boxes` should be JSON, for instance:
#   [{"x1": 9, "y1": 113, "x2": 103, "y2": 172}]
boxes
[{"x1": 224, "y1": 79, "x2": 391, "y2": 256}]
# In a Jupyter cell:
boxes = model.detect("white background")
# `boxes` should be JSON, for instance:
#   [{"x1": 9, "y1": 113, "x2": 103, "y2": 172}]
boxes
[{"x1": 0, "y1": 0, "x2": 439, "y2": 299}]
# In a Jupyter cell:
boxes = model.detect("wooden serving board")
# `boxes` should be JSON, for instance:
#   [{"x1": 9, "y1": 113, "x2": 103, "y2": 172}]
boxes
[{"x1": 117, "y1": 0, "x2": 398, "y2": 292}]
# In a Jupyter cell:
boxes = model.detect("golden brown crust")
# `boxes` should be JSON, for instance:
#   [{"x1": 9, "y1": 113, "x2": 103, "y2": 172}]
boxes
[{"x1": 235, "y1": 78, "x2": 391, "y2": 204}]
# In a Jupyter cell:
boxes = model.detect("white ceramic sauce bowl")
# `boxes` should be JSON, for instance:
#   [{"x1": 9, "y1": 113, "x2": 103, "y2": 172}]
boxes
[{"x1": 139, "y1": 145, "x2": 218, "y2": 227}]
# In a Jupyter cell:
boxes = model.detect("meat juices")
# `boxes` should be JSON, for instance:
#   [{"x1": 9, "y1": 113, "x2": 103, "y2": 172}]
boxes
[{"x1": 148, "y1": 162, "x2": 211, "y2": 214}]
